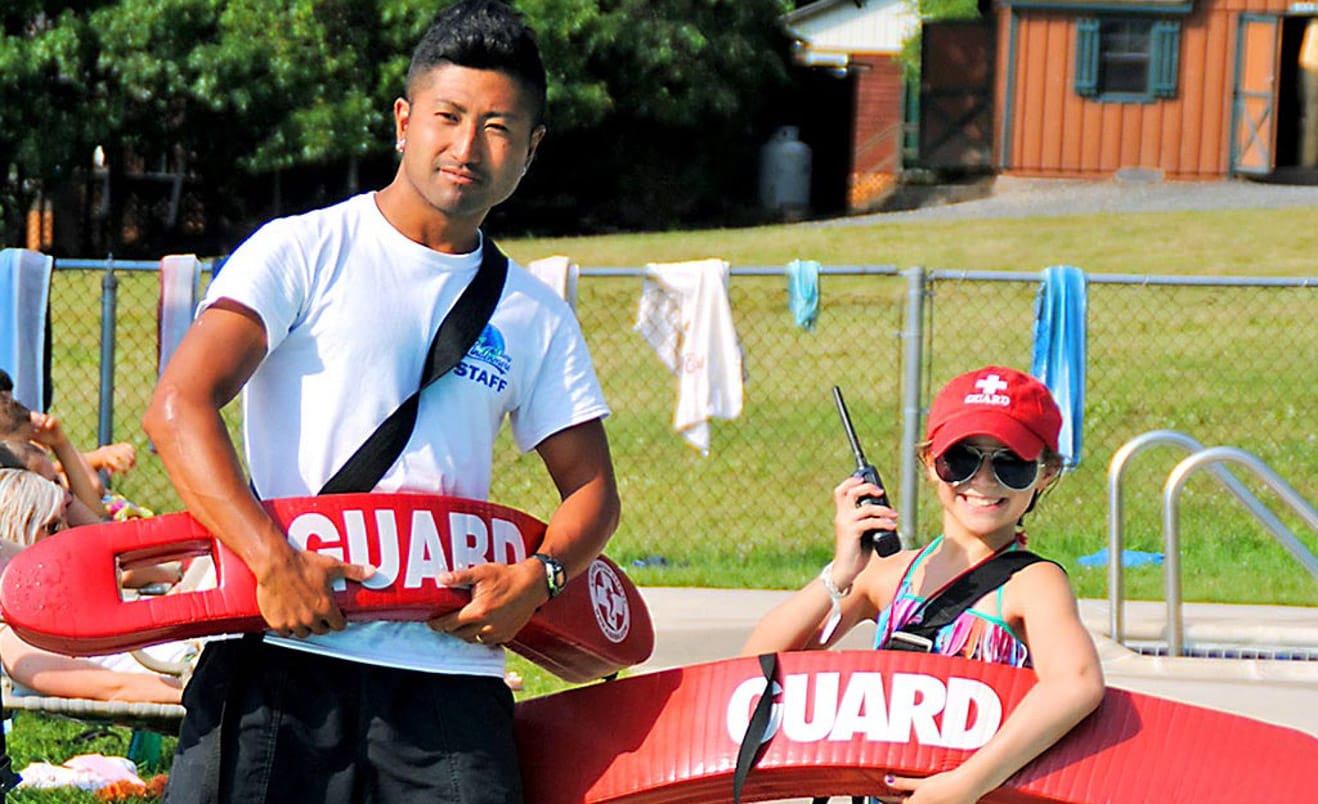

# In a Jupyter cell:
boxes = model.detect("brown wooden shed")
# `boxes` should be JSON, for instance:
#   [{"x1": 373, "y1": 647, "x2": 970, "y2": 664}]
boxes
[{"x1": 989, "y1": 0, "x2": 1318, "y2": 179}]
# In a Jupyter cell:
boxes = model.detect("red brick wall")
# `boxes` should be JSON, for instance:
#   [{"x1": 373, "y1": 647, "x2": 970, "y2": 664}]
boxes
[{"x1": 849, "y1": 54, "x2": 905, "y2": 210}]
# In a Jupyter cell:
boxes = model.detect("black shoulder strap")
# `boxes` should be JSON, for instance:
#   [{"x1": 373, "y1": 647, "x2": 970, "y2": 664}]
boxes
[
  {"x1": 732, "y1": 653, "x2": 778, "y2": 804},
  {"x1": 319, "y1": 239, "x2": 509, "y2": 495},
  {"x1": 900, "y1": 551, "x2": 1052, "y2": 641}
]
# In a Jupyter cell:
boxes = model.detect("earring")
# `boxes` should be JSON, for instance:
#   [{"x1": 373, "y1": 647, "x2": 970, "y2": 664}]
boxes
[{"x1": 395, "y1": 138, "x2": 406, "y2": 153}]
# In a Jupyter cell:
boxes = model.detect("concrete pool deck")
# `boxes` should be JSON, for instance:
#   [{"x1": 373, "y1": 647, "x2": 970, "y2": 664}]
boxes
[{"x1": 633, "y1": 588, "x2": 1318, "y2": 737}]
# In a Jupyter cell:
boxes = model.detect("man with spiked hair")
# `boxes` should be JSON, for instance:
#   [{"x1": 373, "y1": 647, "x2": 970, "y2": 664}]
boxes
[{"x1": 147, "y1": 3, "x2": 618, "y2": 800}]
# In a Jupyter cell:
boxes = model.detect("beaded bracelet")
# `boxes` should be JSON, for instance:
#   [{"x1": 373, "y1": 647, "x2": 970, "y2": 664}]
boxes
[{"x1": 819, "y1": 561, "x2": 851, "y2": 643}]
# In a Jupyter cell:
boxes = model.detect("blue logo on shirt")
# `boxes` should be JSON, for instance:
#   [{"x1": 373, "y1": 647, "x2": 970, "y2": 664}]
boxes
[
  {"x1": 452, "y1": 324, "x2": 511, "y2": 393},
  {"x1": 468, "y1": 324, "x2": 512, "y2": 375}
]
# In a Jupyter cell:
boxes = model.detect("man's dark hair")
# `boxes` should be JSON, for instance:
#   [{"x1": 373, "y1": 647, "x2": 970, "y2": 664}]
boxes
[
  {"x1": 0, "y1": 368, "x2": 12, "y2": 393},
  {"x1": 406, "y1": 0, "x2": 547, "y2": 125}
]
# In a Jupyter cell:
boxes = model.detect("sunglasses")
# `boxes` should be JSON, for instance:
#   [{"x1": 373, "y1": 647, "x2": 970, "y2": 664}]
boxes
[{"x1": 934, "y1": 443, "x2": 1041, "y2": 491}]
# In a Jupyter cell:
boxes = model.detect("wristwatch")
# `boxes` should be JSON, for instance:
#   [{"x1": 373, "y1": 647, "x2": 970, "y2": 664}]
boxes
[{"x1": 531, "y1": 553, "x2": 567, "y2": 599}]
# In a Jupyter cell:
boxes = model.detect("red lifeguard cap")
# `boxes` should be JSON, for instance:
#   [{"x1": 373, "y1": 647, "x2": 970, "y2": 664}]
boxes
[{"x1": 925, "y1": 366, "x2": 1061, "y2": 461}]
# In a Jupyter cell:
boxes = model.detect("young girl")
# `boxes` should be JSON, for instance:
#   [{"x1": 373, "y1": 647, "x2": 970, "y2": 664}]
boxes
[{"x1": 743, "y1": 366, "x2": 1104, "y2": 804}]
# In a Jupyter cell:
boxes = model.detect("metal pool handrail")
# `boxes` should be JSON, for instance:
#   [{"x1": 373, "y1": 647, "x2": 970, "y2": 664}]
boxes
[
  {"x1": 1106, "y1": 430, "x2": 1278, "y2": 645},
  {"x1": 1162, "y1": 446, "x2": 1318, "y2": 656}
]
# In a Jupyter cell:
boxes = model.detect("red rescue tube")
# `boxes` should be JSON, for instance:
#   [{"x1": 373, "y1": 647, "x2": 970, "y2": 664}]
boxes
[
  {"x1": 515, "y1": 650, "x2": 1317, "y2": 802},
  {"x1": 0, "y1": 493, "x2": 652, "y2": 683}
]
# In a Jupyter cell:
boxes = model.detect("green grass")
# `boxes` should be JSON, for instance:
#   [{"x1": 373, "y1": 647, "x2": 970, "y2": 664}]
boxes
[
  {"x1": 519, "y1": 220, "x2": 1314, "y2": 609},
  {"x1": 3, "y1": 715, "x2": 172, "y2": 802},
  {"x1": 13, "y1": 204, "x2": 1318, "y2": 797},
  {"x1": 498, "y1": 207, "x2": 1318, "y2": 276},
  {"x1": 39, "y1": 205, "x2": 1318, "y2": 603}
]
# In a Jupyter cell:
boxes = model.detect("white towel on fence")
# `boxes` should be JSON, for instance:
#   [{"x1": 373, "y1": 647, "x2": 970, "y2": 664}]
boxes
[
  {"x1": 527, "y1": 255, "x2": 579, "y2": 310},
  {"x1": 634, "y1": 258, "x2": 743, "y2": 456},
  {"x1": 0, "y1": 248, "x2": 53, "y2": 410},
  {"x1": 158, "y1": 254, "x2": 200, "y2": 377}
]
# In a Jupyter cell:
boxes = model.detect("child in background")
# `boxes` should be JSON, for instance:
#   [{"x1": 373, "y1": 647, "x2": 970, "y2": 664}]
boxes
[
  {"x1": 84, "y1": 441, "x2": 138, "y2": 481},
  {"x1": 0, "y1": 467, "x2": 72, "y2": 569},
  {"x1": 0, "y1": 467, "x2": 187, "y2": 704},
  {"x1": 0, "y1": 373, "x2": 139, "y2": 492},
  {"x1": 743, "y1": 366, "x2": 1104, "y2": 804},
  {"x1": 0, "y1": 439, "x2": 105, "y2": 527},
  {"x1": 0, "y1": 396, "x2": 105, "y2": 517}
]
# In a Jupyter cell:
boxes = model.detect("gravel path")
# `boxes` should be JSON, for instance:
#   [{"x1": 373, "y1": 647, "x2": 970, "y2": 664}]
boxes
[{"x1": 817, "y1": 175, "x2": 1318, "y2": 225}]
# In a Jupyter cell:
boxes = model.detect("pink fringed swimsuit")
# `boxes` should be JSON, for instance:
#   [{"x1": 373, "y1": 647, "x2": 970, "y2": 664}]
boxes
[{"x1": 874, "y1": 536, "x2": 1032, "y2": 668}]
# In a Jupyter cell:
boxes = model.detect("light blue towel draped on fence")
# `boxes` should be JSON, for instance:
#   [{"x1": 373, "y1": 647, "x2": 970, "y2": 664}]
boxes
[
  {"x1": 785, "y1": 259, "x2": 820, "y2": 331},
  {"x1": 1031, "y1": 265, "x2": 1086, "y2": 467},
  {"x1": 0, "y1": 248, "x2": 53, "y2": 411}
]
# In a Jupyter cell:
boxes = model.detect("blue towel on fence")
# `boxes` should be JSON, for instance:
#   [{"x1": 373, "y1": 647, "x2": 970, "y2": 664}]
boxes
[
  {"x1": 0, "y1": 248, "x2": 53, "y2": 410},
  {"x1": 1031, "y1": 265, "x2": 1086, "y2": 467},
  {"x1": 785, "y1": 259, "x2": 820, "y2": 332}
]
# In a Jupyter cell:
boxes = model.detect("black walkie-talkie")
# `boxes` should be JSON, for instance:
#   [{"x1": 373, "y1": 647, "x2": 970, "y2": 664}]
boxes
[{"x1": 832, "y1": 386, "x2": 901, "y2": 557}]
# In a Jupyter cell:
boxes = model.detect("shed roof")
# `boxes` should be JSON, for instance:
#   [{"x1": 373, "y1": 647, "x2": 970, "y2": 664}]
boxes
[{"x1": 782, "y1": 0, "x2": 918, "y2": 57}]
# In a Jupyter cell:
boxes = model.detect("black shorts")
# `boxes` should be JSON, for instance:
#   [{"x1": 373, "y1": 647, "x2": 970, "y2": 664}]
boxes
[{"x1": 165, "y1": 637, "x2": 522, "y2": 804}]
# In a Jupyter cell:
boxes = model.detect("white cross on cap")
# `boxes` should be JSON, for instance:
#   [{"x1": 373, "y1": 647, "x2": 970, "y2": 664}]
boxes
[{"x1": 975, "y1": 374, "x2": 1009, "y2": 395}]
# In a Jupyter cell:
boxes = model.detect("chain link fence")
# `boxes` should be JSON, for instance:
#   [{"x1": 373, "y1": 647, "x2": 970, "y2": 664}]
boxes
[{"x1": 39, "y1": 259, "x2": 1318, "y2": 600}]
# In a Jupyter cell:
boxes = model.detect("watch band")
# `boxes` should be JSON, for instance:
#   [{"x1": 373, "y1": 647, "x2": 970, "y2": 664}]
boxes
[{"x1": 531, "y1": 553, "x2": 567, "y2": 599}]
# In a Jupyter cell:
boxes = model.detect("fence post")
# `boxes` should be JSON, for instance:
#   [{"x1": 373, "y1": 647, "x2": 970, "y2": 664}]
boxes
[
  {"x1": 897, "y1": 266, "x2": 927, "y2": 549},
  {"x1": 98, "y1": 257, "x2": 118, "y2": 468}
]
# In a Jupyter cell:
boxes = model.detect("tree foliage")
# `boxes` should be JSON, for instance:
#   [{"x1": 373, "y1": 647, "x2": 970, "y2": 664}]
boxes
[
  {"x1": 0, "y1": 0, "x2": 796, "y2": 253},
  {"x1": 1, "y1": 3, "x2": 110, "y2": 213}
]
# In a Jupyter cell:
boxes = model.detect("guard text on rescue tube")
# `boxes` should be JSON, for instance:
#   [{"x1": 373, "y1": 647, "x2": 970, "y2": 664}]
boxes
[
  {"x1": 286, "y1": 508, "x2": 527, "y2": 591},
  {"x1": 727, "y1": 671, "x2": 1002, "y2": 751}
]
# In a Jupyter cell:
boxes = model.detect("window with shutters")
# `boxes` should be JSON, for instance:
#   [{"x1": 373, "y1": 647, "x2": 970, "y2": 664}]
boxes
[{"x1": 1075, "y1": 17, "x2": 1180, "y2": 102}]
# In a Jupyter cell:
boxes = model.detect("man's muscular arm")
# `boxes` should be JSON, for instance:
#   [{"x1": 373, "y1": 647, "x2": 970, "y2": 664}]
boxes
[{"x1": 144, "y1": 300, "x2": 372, "y2": 637}]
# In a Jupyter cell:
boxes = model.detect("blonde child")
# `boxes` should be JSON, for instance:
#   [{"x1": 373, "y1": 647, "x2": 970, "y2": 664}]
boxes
[{"x1": 0, "y1": 468, "x2": 185, "y2": 704}]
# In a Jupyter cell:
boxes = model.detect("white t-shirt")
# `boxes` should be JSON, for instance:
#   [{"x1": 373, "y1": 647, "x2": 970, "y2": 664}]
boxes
[{"x1": 202, "y1": 192, "x2": 609, "y2": 675}]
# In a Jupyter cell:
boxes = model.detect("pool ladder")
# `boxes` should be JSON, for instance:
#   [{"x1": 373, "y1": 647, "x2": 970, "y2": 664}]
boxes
[{"x1": 1107, "y1": 430, "x2": 1318, "y2": 656}]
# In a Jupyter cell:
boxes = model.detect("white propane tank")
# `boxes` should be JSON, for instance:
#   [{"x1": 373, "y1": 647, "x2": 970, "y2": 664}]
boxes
[{"x1": 758, "y1": 126, "x2": 812, "y2": 219}]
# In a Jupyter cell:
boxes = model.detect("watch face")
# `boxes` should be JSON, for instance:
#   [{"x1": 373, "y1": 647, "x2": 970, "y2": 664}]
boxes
[{"x1": 536, "y1": 553, "x2": 566, "y2": 598}]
